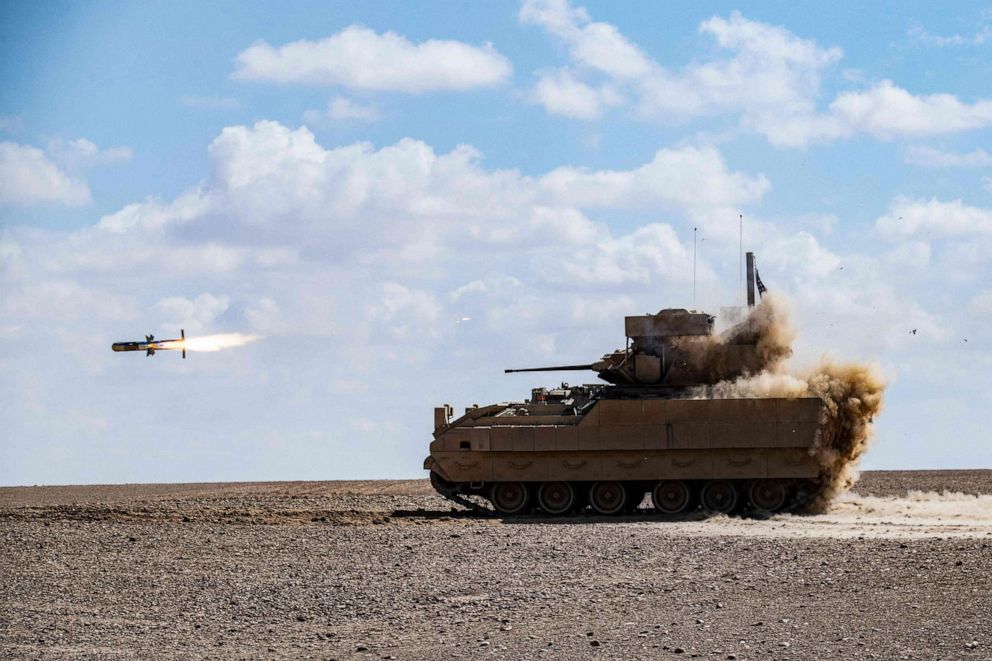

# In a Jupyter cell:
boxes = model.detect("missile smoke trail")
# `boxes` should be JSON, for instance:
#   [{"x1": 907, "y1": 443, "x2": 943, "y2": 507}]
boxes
[{"x1": 689, "y1": 294, "x2": 886, "y2": 512}]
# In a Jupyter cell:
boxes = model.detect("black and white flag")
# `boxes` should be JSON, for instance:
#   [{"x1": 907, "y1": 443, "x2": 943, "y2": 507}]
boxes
[{"x1": 755, "y1": 268, "x2": 767, "y2": 296}]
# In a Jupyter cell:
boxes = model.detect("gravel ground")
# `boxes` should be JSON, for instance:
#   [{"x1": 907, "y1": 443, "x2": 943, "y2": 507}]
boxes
[{"x1": 1, "y1": 470, "x2": 990, "y2": 660}]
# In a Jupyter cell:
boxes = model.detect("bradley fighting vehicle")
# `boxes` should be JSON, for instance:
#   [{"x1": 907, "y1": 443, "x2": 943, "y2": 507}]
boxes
[{"x1": 424, "y1": 254, "x2": 824, "y2": 516}]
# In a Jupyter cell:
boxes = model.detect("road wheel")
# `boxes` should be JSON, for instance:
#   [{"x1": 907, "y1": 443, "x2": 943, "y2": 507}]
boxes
[
  {"x1": 652, "y1": 480, "x2": 692, "y2": 514},
  {"x1": 589, "y1": 481, "x2": 626, "y2": 515},
  {"x1": 748, "y1": 480, "x2": 787, "y2": 513},
  {"x1": 491, "y1": 482, "x2": 529, "y2": 515},
  {"x1": 700, "y1": 480, "x2": 739, "y2": 514},
  {"x1": 538, "y1": 481, "x2": 576, "y2": 515}
]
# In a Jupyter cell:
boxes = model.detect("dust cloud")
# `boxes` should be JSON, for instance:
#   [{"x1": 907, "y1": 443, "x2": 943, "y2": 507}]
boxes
[
  {"x1": 676, "y1": 291, "x2": 795, "y2": 383},
  {"x1": 689, "y1": 294, "x2": 886, "y2": 511},
  {"x1": 676, "y1": 491, "x2": 992, "y2": 540}
]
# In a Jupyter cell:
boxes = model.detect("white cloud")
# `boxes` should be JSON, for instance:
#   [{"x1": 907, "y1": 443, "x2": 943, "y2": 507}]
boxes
[
  {"x1": 908, "y1": 20, "x2": 992, "y2": 47},
  {"x1": 0, "y1": 142, "x2": 91, "y2": 206},
  {"x1": 155, "y1": 293, "x2": 231, "y2": 333},
  {"x1": 876, "y1": 197, "x2": 992, "y2": 239},
  {"x1": 970, "y1": 291, "x2": 992, "y2": 314},
  {"x1": 2, "y1": 121, "x2": 771, "y2": 361},
  {"x1": 0, "y1": 116, "x2": 23, "y2": 133},
  {"x1": 539, "y1": 222, "x2": 695, "y2": 286},
  {"x1": 0, "y1": 137, "x2": 133, "y2": 207},
  {"x1": 303, "y1": 96, "x2": 381, "y2": 125},
  {"x1": 450, "y1": 273, "x2": 524, "y2": 302},
  {"x1": 752, "y1": 81, "x2": 992, "y2": 147},
  {"x1": 827, "y1": 81, "x2": 992, "y2": 139},
  {"x1": 521, "y1": 1, "x2": 992, "y2": 147},
  {"x1": 761, "y1": 231, "x2": 841, "y2": 277},
  {"x1": 686, "y1": 10, "x2": 842, "y2": 114},
  {"x1": 882, "y1": 240, "x2": 931, "y2": 271},
  {"x1": 45, "y1": 137, "x2": 132, "y2": 169},
  {"x1": 175, "y1": 121, "x2": 766, "y2": 255},
  {"x1": 5, "y1": 118, "x2": 985, "y2": 481},
  {"x1": 97, "y1": 188, "x2": 213, "y2": 234},
  {"x1": 368, "y1": 283, "x2": 442, "y2": 342},
  {"x1": 904, "y1": 145, "x2": 992, "y2": 168},
  {"x1": 520, "y1": 0, "x2": 654, "y2": 79},
  {"x1": 538, "y1": 144, "x2": 770, "y2": 226},
  {"x1": 530, "y1": 69, "x2": 621, "y2": 119},
  {"x1": 1, "y1": 280, "x2": 137, "y2": 322},
  {"x1": 232, "y1": 26, "x2": 511, "y2": 93},
  {"x1": 521, "y1": 3, "x2": 841, "y2": 129},
  {"x1": 244, "y1": 297, "x2": 289, "y2": 335}
]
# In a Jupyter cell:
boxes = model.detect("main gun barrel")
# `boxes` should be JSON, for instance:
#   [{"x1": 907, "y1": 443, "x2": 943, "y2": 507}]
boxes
[{"x1": 505, "y1": 364, "x2": 595, "y2": 373}]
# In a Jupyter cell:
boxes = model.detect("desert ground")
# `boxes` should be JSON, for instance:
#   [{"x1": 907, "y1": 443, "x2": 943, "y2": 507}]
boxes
[{"x1": 1, "y1": 470, "x2": 990, "y2": 660}]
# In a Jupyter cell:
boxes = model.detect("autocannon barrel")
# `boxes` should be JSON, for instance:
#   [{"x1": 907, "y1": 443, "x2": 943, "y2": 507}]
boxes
[{"x1": 504, "y1": 364, "x2": 595, "y2": 373}]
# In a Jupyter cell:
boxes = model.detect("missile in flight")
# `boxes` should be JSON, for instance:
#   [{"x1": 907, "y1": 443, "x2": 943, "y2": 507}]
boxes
[{"x1": 112, "y1": 329, "x2": 186, "y2": 358}]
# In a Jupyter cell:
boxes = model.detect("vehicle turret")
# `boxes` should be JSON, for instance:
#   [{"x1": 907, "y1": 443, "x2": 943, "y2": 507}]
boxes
[{"x1": 506, "y1": 307, "x2": 763, "y2": 387}]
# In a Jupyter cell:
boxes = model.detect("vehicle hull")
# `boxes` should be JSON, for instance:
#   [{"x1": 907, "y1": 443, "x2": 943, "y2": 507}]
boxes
[{"x1": 425, "y1": 395, "x2": 823, "y2": 514}]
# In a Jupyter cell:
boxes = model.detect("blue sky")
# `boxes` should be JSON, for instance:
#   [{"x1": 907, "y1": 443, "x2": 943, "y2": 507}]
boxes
[{"x1": 2, "y1": 0, "x2": 991, "y2": 485}]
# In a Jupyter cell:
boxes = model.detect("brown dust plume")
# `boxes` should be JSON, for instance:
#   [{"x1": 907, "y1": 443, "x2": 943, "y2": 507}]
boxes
[{"x1": 690, "y1": 294, "x2": 885, "y2": 511}]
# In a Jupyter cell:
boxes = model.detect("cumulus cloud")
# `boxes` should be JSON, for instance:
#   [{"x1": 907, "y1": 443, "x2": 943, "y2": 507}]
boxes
[
  {"x1": 826, "y1": 81, "x2": 992, "y2": 140},
  {"x1": 155, "y1": 293, "x2": 231, "y2": 333},
  {"x1": 876, "y1": 197, "x2": 992, "y2": 239},
  {"x1": 521, "y1": 2, "x2": 841, "y2": 131},
  {"x1": 538, "y1": 223, "x2": 696, "y2": 286},
  {"x1": 530, "y1": 70, "x2": 621, "y2": 119},
  {"x1": 85, "y1": 121, "x2": 763, "y2": 263},
  {"x1": 908, "y1": 19, "x2": 992, "y2": 47},
  {"x1": 0, "y1": 116, "x2": 23, "y2": 133},
  {"x1": 4, "y1": 119, "x2": 981, "y2": 481},
  {"x1": 0, "y1": 137, "x2": 133, "y2": 207},
  {"x1": 45, "y1": 137, "x2": 132, "y2": 169},
  {"x1": 2, "y1": 280, "x2": 137, "y2": 322},
  {"x1": 303, "y1": 97, "x2": 381, "y2": 125},
  {"x1": 368, "y1": 283, "x2": 442, "y2": 342},
  {"x1": 970, "y1": 291, "x2": 992, "y2": 314},
  {"x1": 0, "y1": 142, "x2": 91, "y2": 206},
  {"x1": 538, "y1": 145, "x2": 769, "y2": 223},
  {"x1": 1, "y1": 121, "x2": 773, "y2": 384},
  {"x1": 903, "y1": 145, "x2": 992, "y2": 168},
  {"x1": 232, "y1": 26, "x2": 511, "y2": 93},
  {"x1": 520, "y1": 0, "x2": 992, "y2": 147},
  {"x1": 520, "y1": 0, "x2": 654, "y2": 79},
  {"x1": 7, "y1": 119, "x2": 948, "y2": 379}
]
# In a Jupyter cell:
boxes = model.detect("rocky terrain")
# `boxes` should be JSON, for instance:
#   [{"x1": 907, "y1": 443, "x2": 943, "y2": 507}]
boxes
[{"x1": 1, "y1": 470, "x2": 990, "y2": 659}]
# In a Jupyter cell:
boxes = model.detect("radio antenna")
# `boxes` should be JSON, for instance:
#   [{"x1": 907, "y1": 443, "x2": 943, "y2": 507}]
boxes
[
  {"x1": 739, "y1": 213, "x2": 743, "y2": 306},
  {"x1": 693, "y1": 226, "x2": 698, "y2": 309}
]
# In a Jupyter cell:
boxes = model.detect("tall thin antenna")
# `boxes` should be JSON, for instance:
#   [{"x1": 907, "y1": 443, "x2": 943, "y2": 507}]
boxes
[
  {"x1": 693, "y1": 226, "x2": 697, "y2": 309},
  {"x1": 739, "y1": 213, "x2": 743, "y2": 306}
]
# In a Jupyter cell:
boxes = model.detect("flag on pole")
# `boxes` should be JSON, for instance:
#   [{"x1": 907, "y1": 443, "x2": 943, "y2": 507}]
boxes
[{"x1": 755, "y1": 268, "x2": 767, "y2": 296}]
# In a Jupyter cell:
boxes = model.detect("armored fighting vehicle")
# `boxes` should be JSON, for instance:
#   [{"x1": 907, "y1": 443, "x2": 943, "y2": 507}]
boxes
[{"x1": 424, "y1": 254, "x2": 823, "y2": 516}]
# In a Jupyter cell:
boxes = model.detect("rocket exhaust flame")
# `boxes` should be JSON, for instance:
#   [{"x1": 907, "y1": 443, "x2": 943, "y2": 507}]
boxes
[
  {"x1": 689, "y1": 294, "x2": 886, "y2": 512},
  {"x1": 180, "y1": 333, "x2": 261, "y2": 353}
]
